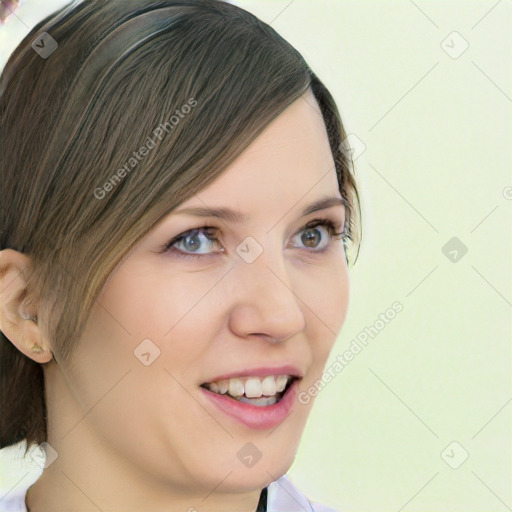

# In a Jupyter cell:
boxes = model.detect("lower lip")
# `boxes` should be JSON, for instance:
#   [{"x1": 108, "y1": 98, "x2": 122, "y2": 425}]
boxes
[{"x1": 200, "y1": 379, "x2": 300, "y2": 430}]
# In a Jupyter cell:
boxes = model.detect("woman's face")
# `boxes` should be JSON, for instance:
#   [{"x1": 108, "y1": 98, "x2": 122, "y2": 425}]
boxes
[{"x1": 52, "y1": 89, "x2": 350, "y2": 494}]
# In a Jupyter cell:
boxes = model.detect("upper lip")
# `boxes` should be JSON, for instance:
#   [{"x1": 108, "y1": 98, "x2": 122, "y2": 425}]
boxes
[{"x1": 201, "y1": 364, "x2": 304, "y2": 384}]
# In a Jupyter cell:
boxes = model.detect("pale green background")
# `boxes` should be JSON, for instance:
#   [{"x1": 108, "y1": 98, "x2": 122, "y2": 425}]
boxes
[{"x1": 1, "y1": 1, "x2": 511, "y2": 511}]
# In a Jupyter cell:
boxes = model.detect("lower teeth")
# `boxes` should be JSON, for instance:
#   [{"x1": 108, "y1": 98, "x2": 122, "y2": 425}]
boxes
[{"x1": 237, "y1": 395, "x2": 278, "y2": 406}]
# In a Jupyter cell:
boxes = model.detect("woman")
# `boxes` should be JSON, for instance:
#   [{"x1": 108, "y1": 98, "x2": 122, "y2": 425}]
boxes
[{"x1": 0, "y1": 1, "x2": 360, "y2": 510}]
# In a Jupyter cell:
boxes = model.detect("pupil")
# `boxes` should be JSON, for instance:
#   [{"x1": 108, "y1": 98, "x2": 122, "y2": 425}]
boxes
[
  {"x1": 185, "y1": 233, "x2": 200, "y2": 251},
  {"x1": 302, "y1": 228, "x2": 320, "y2": 247}
]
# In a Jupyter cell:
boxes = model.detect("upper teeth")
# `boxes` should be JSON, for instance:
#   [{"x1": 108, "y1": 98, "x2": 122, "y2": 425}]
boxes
[{"x1": 205, "y1": 375, "x2": 292, "y2": 398}]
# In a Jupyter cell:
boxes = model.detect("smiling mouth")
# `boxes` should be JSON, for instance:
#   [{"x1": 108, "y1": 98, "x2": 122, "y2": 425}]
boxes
[{"x1": 200, "y1": 375, "x2": 299, "y2": 407}]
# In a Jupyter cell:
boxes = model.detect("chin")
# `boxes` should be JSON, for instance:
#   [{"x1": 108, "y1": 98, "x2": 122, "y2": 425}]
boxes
[{"x1": 214, "y1": 446, "x2": 297, "y2": 492}]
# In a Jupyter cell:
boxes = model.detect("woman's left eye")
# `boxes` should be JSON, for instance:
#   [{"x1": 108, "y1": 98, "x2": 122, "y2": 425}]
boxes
[
  {"x1": 292, "y1": 219, "x2": 344, "y2": 252},
  {"x1": 161, "y1": 218, "x2": 345, "y2": 260}
]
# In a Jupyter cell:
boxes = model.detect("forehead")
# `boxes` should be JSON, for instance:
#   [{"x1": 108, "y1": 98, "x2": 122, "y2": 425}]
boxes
[{"x1": 176, "y1": 90, "x2": 340, "y2": 219}]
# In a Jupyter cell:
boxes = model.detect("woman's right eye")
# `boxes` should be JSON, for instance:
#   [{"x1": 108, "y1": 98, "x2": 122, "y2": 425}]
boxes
[{"x1": 162, "y1": 227, "x2": 223, "y2": 260}]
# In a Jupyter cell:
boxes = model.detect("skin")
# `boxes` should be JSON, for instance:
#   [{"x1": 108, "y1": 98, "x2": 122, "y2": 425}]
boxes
[{"x1": 0, "y1": 88, "x2": 350, "y2": 512}]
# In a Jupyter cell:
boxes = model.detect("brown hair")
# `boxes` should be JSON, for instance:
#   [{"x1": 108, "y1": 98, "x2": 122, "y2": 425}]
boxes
[{"x1": 0, "y1": 0, "x2": 360, "y2": 455}]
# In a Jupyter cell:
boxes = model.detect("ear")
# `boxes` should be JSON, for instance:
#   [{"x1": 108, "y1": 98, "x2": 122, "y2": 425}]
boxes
[{"x1": 0, "y1": 248, "x2": 53, "y2": 363}]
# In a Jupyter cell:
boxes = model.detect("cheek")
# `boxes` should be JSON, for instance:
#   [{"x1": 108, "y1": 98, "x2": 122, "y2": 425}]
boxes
[
  {"x1": 85, "y1": 259, "x2": 230, "y2": 397},
  {"x1": 96, "y1": 259, "x2": 227, "y2": 342},
  {"x1": 64, "y1": 268, "x2": 223, "y2": 476},
  {"x1": 304, "y1": 260, "x2": 350, "y2": 356},
  {"x1": 325, "y1": 265, "x2": 350, "y2": 327}
]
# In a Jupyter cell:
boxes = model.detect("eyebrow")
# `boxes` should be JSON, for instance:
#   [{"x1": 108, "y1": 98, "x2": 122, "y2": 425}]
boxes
[{"x1": 173, "y1": 195, "x2": 345, "y2": 223}]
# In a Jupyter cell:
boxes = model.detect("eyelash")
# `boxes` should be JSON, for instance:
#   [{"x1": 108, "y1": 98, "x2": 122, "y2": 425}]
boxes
[{"x1": 161, "y1": 218, "x2": 347, "y2": 260}]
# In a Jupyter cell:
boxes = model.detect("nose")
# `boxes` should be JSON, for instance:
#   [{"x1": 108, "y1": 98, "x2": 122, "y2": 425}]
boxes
[{"x1": 227, "y1": 248, "x2": 306, "y2": 343}]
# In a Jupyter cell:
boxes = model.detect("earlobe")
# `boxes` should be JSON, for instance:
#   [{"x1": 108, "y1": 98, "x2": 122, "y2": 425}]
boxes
[{"x1": 0, "y1": 248, "x2": 53, "y2": 364}]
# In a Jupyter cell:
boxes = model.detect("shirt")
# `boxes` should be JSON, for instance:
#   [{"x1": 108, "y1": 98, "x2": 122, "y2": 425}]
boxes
[
  {"x1": 0, "y1": 474, "x2": 340, "y2": 512},
  {"x1": 267, "y1": 474, "x2": 340, "y2": 512}
]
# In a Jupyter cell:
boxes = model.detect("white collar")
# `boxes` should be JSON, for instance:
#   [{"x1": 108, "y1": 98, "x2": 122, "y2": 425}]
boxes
[{"x1": 267, "y1": 474, "x2": 339, "y2": 512}]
